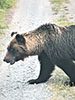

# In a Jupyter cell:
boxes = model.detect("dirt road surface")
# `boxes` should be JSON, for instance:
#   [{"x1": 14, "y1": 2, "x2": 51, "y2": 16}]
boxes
[{"x1": 0, "y1": 0, "x2": 54, "y2": 100}]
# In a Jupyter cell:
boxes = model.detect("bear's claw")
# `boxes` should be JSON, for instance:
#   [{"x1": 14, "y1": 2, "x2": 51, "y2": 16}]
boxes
[{"x1": 27, "y1": 79, "x2": 38, "y2": 84}]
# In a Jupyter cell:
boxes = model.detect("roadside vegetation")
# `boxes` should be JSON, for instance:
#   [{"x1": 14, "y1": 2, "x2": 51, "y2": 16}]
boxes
[
  {"x1": 49, "y1": 0, "x2": 75, "y2": 99},
  {"x1": 0, "y1": 0, "x2": 18, "y2": 36},
  {"x1": 50, "y1": 0, "x2": 69, "y2": 14},
  {"x1": 50, "y1": 0, "x2": 75, "y2": 26},
  {"x1": 49, "y1": 67, "x2": 75, "y2": 100},
  {"x1": 0, "y1": 0, "x2": 18, "y2": 52},
  {"x1": 55, "y1": 15, "x2": 75, "y2": 26}
]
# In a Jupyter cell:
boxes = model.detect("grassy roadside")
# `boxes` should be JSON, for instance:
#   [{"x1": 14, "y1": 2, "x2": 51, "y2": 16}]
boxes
[
  {"x1": 0, "y1": 0, "x2": 18, "y2": 52},
  {"x1": 50, "y1": 0, "x2": 75, "y2": 26},
  {"x1": 0, "y1": 0, "x2": 18, "y2": 36},
  {"x1": 50, "y1": 0, "x2": 69, "y2": 14},
  {"x1": 48, "y1": 67, "x2": 75, "y2": 100}
]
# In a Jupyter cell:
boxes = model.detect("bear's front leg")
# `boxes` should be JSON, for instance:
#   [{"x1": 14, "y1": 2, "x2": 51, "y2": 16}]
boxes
[{"x1": 28, "y1": 51, "x2": 55, "y2": 84}]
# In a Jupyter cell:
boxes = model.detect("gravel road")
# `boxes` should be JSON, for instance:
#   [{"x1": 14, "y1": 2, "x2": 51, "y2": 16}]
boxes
[{"x1": 0, "y1": 0, "x2": 54, "y2": 100}]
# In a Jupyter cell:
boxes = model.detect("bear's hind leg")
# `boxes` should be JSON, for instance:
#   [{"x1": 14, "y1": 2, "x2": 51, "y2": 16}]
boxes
[
  {"x1": 28, "y1": 51, "x2": 54, "y2": 84},
  {"x1": 57, "y1": 59, "x2": 75, "y2": 86}
]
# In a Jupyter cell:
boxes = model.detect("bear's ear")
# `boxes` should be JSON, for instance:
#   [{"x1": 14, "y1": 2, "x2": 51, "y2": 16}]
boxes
[
  {"x1": 16, "y1": 34, "x2": 25, "y2": 45},
  {"x1": 11, "y1": 32, "x2": 17, "y2": 37}
]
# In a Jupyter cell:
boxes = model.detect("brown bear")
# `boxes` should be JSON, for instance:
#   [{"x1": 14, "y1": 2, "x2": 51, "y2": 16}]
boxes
[{"x1": 3, "y1": 23, "x2": 75, "y2": 85}]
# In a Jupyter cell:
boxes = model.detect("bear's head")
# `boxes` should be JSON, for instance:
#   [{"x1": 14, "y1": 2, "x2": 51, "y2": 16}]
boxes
[{"x1": 3, "y1": 34, "x2": 28, "y2": 65}]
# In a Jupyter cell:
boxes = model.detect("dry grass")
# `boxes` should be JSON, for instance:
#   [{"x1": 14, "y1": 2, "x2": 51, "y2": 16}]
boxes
[
  {"x1": 50, "y1": 0, "x2": 69, "y2": 14},
  {"x1": 50, "y1": 0, "x2": 75, "y2": 26},
  {"x1": 48, "y1": 67, "x2": 75, "y2": 100},
  {"x1": 54, "y1": 15, "x2": 75, "y2": 26}
]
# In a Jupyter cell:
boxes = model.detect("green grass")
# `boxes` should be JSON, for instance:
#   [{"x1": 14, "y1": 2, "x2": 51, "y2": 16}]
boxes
[
  {"x1": 52, "y1": 4, "x2": 67, "y2": 14},
  {"x1": 50, "y1": 0, "x2": 69, "y2": 14},
  {"x1": 0, "y1": 0, "x2": 18, "y2": 36},
  {"x1": 0, "y1": 12, "x2": 5, "y2": 21},
  {"x1": 50, "y1": 0, "x2": 69, "y2": 4},
  {"x1": 0, "y1": 0, "x2": 17, "y2": 9},
  {"x1": 50, "y1": 0, "x2": 75, "y2": 26},
  {"x1": 0, "y1": 11, "x2": 7, "y2": 30},
  {"x1": 55, "y1": 16, "x2": 75, "y2": 26},
  {"x1": 0, "y1": 0, "x2": 11, "y2": 9},
  {"x1": 0, "y1": 11, "x2": 6, "y2": 29}
]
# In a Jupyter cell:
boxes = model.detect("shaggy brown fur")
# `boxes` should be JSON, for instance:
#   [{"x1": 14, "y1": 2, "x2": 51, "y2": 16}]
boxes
[{"x1": 4, "y1": 23, "x2": 75, "y2": 85}]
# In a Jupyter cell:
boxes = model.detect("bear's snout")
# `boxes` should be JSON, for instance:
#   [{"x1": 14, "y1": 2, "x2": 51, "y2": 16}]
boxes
[
  {"x1": 3, "y1": 56, "x2": 15, "y2": 65},
  {"x1": 3, "y1": 57, "x2": 10, "y2": 63}
]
